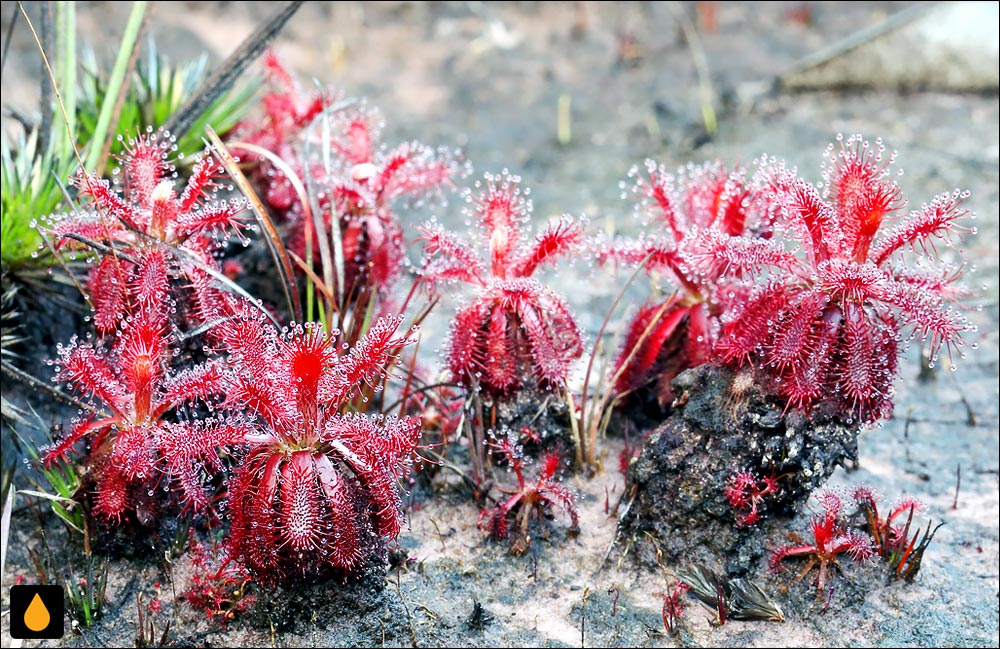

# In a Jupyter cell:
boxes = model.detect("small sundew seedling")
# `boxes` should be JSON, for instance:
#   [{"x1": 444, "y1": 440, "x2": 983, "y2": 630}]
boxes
[
  {"x1": 477, "y1": 429, "x2": 579, "y2": 555},
  {"x1": 654, "y1": 581, "x2": 690, "y2": 634},
  {"x1": 725, "y1": 468, "x2": 781, "y2": 527},
  {"x1": 770, "y1": 490, "x2": 876, "y2": 594},
  {"x1": 185, "y1": 536, "x2": 255, "y2": 626}
]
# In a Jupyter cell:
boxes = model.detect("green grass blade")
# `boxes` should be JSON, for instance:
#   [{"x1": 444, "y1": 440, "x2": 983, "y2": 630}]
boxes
[
  {"x1": 55, "y1": 1, "x2": 76, "y2": 161},
  {"x1": 83, "y1": 1, "x2": 147, "y2": 171}
]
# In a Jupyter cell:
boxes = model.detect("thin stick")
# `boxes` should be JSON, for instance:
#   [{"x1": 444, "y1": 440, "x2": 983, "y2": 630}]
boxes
[
  {"x1": 384, "y1": 381, "x2": 456, "y2": 416},
  {"x1": 1, "y1": 359, "x2": 97, "y2": 413},
  {"x1": 578, "y1": 254, "x2": 655, "y2": 467},
  {"x1": 57, "y1": 233, "x2": 140, "y2": 263},
  {"x1": 952, "y1": 464, "x2": 960, "y2": 510},
  {"x1": 394, "y1": 567, "x2": 418, "y2": 649},
  {"x1": 17, "y1": 2, "x2": 85, "y2": 172},
  {"x1": 36, "y1": 225, "x2": 93, "y2": 309},
  {"x1": 0, "y1": 2, "x2": 20, "y2": 76},
  {"x1": 228, "y1": 139, "x2": 323, "y2": 321},
  {"x1": 162, "y1": 1, "x2": 305, "y2": 141},
  {"x1": 206, "y1": 128, "x2": 302, "y2": 323},
  {"x1": 287, "y1": 249, "x2": 334, "y2": 300}
]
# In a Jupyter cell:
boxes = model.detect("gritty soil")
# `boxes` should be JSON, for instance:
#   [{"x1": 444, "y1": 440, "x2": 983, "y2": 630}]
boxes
[{"x1": 2, "y1": 2, "x2": 998, "y2": 648}]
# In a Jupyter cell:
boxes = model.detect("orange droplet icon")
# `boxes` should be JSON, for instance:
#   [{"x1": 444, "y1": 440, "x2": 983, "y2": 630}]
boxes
[{"x1": 24, "y1": 592, "x2": 51, "y2": 632}]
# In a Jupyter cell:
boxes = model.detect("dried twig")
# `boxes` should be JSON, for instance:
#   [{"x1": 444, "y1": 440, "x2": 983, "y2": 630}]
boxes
[{"x1": 162, "y1": 1, "x2": 305, "y2": 141}]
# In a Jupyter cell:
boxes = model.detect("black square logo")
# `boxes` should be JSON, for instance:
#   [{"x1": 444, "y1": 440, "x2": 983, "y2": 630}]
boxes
[{"x1": 9, "y1": 584, "x2": 65, "y2": 639}]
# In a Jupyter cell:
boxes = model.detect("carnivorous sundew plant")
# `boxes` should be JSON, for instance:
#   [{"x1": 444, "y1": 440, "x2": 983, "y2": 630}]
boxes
[
  {"x1": 233, "y1": 52, "x2": 464, "y2": 321},
  {"x1": 218, "y1": 306, "x2": 422, "y2": 580},
  {"x1": 44, "y1": 129, "x2": 251, "y2": 334},
  {"x1": 38, "y1": 122, "x2": 425, "y2": 581},
  {"x1": 718, "y1": 134, "x2": 975, "y2": 424},
  {"x1": 418, "y1": 171, "x2": 585, "y2": 400},
  {"x1": 608, "y1": 134, "x2": 975, "y2": 427},
  {"x1": 39, "y1": 131, "x2": 253, "y2": 525},
  {"x1": 41, "y1": 248, "x2": 245, "y2": 525},
  {"x1": 477, "y1": 428, "x2": 579, "y2": 555},
  {"x1": 603, "y1": 160, "x2": 772, "y2": 415},
  {"x1": 615, "y1": 136, "x2": 973, "y2": 576},
  {"x1": 769, "y1": 489, "x2": 877, "y2": 594}
]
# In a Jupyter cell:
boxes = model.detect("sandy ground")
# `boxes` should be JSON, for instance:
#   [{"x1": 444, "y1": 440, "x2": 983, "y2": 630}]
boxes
[{"x1": 2, "y1": 2, "x2": 997, "y2": 647}]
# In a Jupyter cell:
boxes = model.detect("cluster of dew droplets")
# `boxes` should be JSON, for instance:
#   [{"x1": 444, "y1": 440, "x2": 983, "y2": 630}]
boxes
[
  {"x1": 466, "y1": 169, "x2": 533, "y2": 241},
  {"x1": 620, "y1": 158, "x2": 679, "y2": 227},
  {"x1": 820, "y1": 133, "x2": 900, "y2": 196}
]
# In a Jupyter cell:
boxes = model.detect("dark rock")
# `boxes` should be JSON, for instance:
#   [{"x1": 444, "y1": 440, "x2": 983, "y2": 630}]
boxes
[{"x1": 618, "y1": 364, "x2": 860, "y2": 575}]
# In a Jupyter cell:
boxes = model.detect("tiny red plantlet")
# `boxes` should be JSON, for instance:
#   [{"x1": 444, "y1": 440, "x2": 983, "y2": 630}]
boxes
[
  {"x1": 725, "y1": 469, "x2": 780, "y2": 527},
  {"x1": 185, "y1": 536, "x2": 255, "y2": 626},
  {"x1": 770, "y1": 489, "x2": 876, "y2": 593},
  {"x1": 478, "y1": 429, "x2": 579, "y2": 555},
  {"x1": 853, "y1": 486, "x2": 943, "y2": 582},
  {"x1": 656, "y1": 582, "x2": 690, "y2": 633}
]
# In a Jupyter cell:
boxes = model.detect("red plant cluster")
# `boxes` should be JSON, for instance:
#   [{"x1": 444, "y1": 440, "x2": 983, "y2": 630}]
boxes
[
  {"x1": 771, "y1": 487, "x2": 941, "y2": 592},
  {"x1": 235, "y1": 53, "x2": 463, "y2": 304},
  {"x1": 852, "y1": 486, "x2": 941, "y2": 581},
  {"x1": 606, "y1": 160, "x2": 773, "y2": 407},
  {"x1": 658, "y1": 582, "x2": 690, "y2": 634},
  {"x1": 725, "y1": 469, "x2": 780, "y2": 527},
  {"x1": 39, "y1": 131, "x2": 255, "y2": 525},
  {"x1": 38, "y1": 80, "x2": 972, "y2": 604},
  {"x1": 41, "y1": 251, "x2": 244, "y2": 524},
  {"x1": 770, "y1": 489, "x2": 876, "y2": 592},
  {"x1": 419, "y1": 171, "x2": 585, "y2": 398},
  {"x1": 719, "y1": 135, "x2": 973, "y2": 422},
  {"x1": 42, "y1": 122, "x2": 426, "y2": 582},
  {"x1": 46, "y1": 129, "x2": 250, "y2": 333},
  {"x1": 184, "y1": 537, "x2": 255, "y2": 626},
  {"x1": 609, "y1": 135, "x2": 973, "y2": 424},
  {"x1": 217, "y1": 307, "x2": 422, "y2": 579},
  {"x1": 234, "y1": 51, "x2": 327, "y2": 215},
  {"x1": 478, "y1": 430, "x2": 579, "y2": 554}
]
